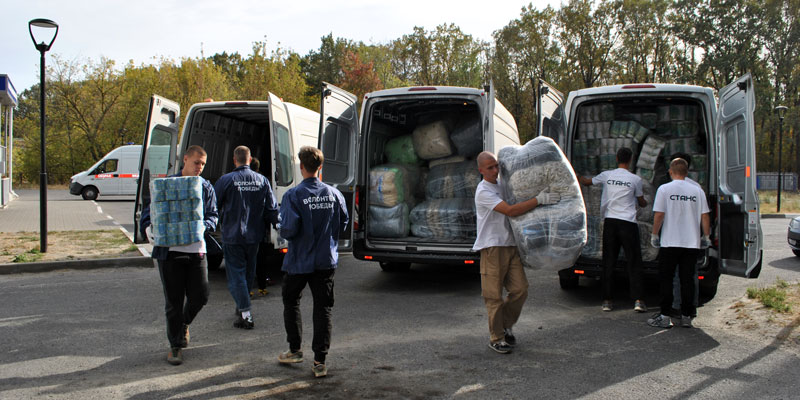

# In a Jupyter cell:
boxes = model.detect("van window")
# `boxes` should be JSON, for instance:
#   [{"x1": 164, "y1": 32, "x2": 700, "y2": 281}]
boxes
[
  {"x1": 274, "y1": 122, "x2": 293, "y2": 186},
  {"x1": 147, "y1": 126, "x2": 175, "y2": 177},
  {"x1": 321, "y1": 121, "x2": 351, "y2": 183},
  {"x1": 92, "y1": 159, "x2": 118, "y2": 175}
]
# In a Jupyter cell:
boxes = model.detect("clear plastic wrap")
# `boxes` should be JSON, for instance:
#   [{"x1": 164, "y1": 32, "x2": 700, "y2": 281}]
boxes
[
  {"x1": 369, "y1": 164, "x2": 420, "y2": 208},
  {"x1": 498, "y1": 136, "x2": 587, "y2": 270},
  {"x1": 385, "y1": 134, "x2": 421, "y2": 165},
  {"x1": 450, "y1": 116, "x2": 483, "y2": 157},
  {"x1": 428, "y1": 155, "x2": 466, "y2": 169},
  {"x1": 636, "y1": 180, "x2": 656, "y2": 221},
  {"x1": 150, "y1": 176, "x2": 205, "y2": 247},
  {"x1": 409, "y1": 198, "x2": 476, "y2": 240},
  {"x1": 368, "y1": 203, "x2": 410, "y2": 238},
  {"x1": 412, "y1": 120, "x2": 454, "y2": 160},
  {"x1": 582, "y1": 216, "x2": 604, "y2": 259},
  {"x1": 425, "y1": 160, "x2": 481, "y2": 199}
]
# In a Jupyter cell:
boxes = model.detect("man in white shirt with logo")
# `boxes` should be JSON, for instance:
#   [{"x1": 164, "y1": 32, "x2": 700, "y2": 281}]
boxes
[
  {"x1": 474, "y1": 151, "x2": 560, "y2": 354},
  {"x1": 647, "y1": 158, "x2": 710, "y2": 329},
  {"x1": 579, "y1": 147, "x2": 647, "y2": 313}
]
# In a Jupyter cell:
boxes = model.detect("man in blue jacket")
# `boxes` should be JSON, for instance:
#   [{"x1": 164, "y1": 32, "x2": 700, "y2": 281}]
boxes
[
  {"x1": 140, "y1": 145, "x2": 218, "y2": 366},
  {"x1": 214, "y1": 145, "x2": 279, "y2": 329},
  {"x1": 276, "y1": 146, "x2": 348, "y2": 378}
]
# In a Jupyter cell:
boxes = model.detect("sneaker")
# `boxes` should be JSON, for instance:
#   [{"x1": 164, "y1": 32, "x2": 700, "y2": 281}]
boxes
[
  {"x1": 670, "y1": 308, "x2": 682, "y2": 319},
  {"x1": 504, "y1": 328, "x2": 516, "y2": 346},
  {"x1": 179, "y1": 325, "x2": 190, "y2": 348},
  {"x1": 647, "y1": 313, "x2": 673, "y2": 329},
  {"x1": 167, "y1": 347, "x2": 183, "y2": 365},
  {"x1": 249, "y1": 291, "x2": 255, "y2": 299},
  {"x1": 278, "y1": 349, "x2": 304, "y2": 364},
  {"x1": 602, "y1": 301, "x2": 613, "y2": 312},
  {"x1": 681, "y1": 315, "x2": 693, "y2": 328},
  {"x1": 312, "y1": 362, "x2": 327, "y2": 378},
  {"x1": 634, "y1": 300, "x2": 647, "y2": 313},
  {"x1": 234, "y1": 315, "x2": 254, "y2": 329},
  {"x1": 488, "y1": 341, "x2": 512, "y2": 354},
  {"x1": 258, "y1": 288, "x2": 269, "y2": 296}
]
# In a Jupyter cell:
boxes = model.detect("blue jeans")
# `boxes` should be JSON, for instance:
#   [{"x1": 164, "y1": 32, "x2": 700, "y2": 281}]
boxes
[{"x1": 223, "y1": 243, "x2": 260, "y2": 312}]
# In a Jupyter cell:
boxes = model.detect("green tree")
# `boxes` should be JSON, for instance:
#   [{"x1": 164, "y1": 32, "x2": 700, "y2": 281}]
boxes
[{"x1": 557, "y1": 0, "x2": 620, "y2": 89}]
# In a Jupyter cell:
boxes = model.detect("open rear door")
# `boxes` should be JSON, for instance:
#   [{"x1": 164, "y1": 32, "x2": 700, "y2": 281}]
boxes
[
  {"x1": 716, "y1": 73, "x2": 762, "y2": 278},
  {"x1": 133, "y1": 95, "x2": 180, "y2": 244},
  {"x1": 268, "y1": 92, "x2": 291, "y2": 249},
  {"x1": 537, "y1": 79, "x2": 567, "y2": 149},
  {"x1": 318, "y1": 82, "x2": 358, "y2": 251}
]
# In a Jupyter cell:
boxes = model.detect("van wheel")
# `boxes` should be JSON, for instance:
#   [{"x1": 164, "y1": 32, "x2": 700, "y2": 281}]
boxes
[
  {"x1": 559, "y1": 272, "x2": 580, "y2": 290},
  {"x1": 379, "y1": 262, "x2": 411, "y2": 272},
  {"x1": 793, "y1": 249, "x2": 800, "y2": 257},
  {"x1": 81, "y1": 186, "x2": 99, "y2": 201},
  {"x1": 207, "y1": 253, "x2": 223, "y2": 271}
]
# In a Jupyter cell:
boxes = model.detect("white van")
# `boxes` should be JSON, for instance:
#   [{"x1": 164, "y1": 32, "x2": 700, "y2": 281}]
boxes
[
  {"x1": 319, "y1": 83, "x2": 520, "y2": 271},
  {"x1": 133, "y1": 94, "x2": 320, "y2": 269},
  {"x1": 538, "y1": 74, "x2": 762, "y2": 300},
  {"x1": 69, "y1": 145, "x2": 141, "y2": 200}
]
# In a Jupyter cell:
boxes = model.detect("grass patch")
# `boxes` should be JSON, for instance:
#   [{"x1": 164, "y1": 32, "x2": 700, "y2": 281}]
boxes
[
  {"x1": 124, "y1": 244, "x2": 140, "y2": 253},
  {"x1": 759, "y1": 190, "x2": 800, "y2": 213},
  {"x1": 12, "y1": 248, "x2": 43, "y2": 263},
  {"x1": 747, "y1": 279, "x2": 793, "y2": 313},
  {"x1": 0, "y1": 230, "x2": 137, "y2": 264}
]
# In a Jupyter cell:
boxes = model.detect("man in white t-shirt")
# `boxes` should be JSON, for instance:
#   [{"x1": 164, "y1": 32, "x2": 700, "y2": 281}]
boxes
[
  {"x1": 669, "y1": 152, "x2": 701, "y2": 317},
  {"x1": 647, "y1": 158, "x2": 711, "y2": 329},
  {"x1": 474, "y1": 151, "x2": 560, "y2": 354},
  {"x1": 578, "y1": 147, "x2": 647, "y2": 313}
]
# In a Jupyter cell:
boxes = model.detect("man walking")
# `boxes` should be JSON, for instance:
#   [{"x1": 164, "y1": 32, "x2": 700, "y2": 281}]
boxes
[
  {"x1": 578, "y1": 147, "x2": 648, "y2": 313},
  {"x1": 648, "y1": 158, "x2": 711, "y2": 329},
  {"x1": 141, "y1": 145, "x2": 218, "y2": 365},
  {"x1": 277, "y1": 146, "x2": 348, "y2": 378},
  {"x1": 473, "y1": 151, "x2": 560, "y2": 354},
  {"x1": 215, "y1": 146, "x2": 279, "y2": 329}
]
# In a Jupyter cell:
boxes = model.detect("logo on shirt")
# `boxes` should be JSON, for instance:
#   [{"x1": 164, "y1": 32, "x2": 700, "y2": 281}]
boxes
[
  {"x1": 303, "y1": 195, "x2": 336, "y2": 210},
  {"x1": 234, "y1": 181, "x2": 263, "y2": 192},
  {"x1": 607, "y1": 179, "x2": 632, "y2": 187},
  {"x1": 669, "y1": 194, "x2": 697, "y2": 202}
]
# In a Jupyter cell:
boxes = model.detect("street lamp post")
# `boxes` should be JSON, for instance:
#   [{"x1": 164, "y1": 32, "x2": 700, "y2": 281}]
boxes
[
  {"x1": 775, "y1": 105, "x2": 788, "y2": 213},
  {"x1": 28, "y1": 18, "x2": 58, "y2": 253}
]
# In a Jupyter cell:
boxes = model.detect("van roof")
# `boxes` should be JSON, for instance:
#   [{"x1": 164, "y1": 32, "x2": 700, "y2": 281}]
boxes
[
  {"x1": 365, "y1": 86, "x2": 485, "y2": 99},
  {"x1": 570, "y1": 83, "x2": 715, "y2": 97}
]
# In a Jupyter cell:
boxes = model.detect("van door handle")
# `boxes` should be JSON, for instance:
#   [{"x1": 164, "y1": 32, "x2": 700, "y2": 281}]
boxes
[{"x1": 113, "y1": 174, "x2": 119, "y2": 177}]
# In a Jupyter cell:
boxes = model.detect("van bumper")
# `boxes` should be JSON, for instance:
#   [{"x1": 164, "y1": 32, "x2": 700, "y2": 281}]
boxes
[
  {"x1": 69, "y1": 182, "x2": 84, "y2": 195},
  {"x1": 353, "y1": 240, "x2": 480, "y2": 266},
  {"x1": 562, "y1": 251, "x2": 714, "y2": 279}
]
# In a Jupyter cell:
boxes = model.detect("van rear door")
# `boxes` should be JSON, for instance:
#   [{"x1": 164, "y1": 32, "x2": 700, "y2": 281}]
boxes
[
  {"x1": 318, "y1": 82, "x2": 358, "y2": 251},
  {"x1": 716, "y1": 73, "x2": 762, "y2": 278},
  {"x1": 133, "y1": 95, "x2": 180, "y2": 244},
  {"x1": 537, "y1": 79, "x2": 567, "y2": 149},
  {"x1": 268, "y1": 92, "x2": 291, "y2": 249}
]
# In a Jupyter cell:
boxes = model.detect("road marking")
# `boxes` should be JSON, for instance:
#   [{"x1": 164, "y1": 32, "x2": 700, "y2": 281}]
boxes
[{"x1": 454, "y1": 383, "x2": 485, "y2": 396}]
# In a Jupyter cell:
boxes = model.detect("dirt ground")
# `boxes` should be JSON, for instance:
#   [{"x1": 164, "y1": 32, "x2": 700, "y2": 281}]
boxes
[
  {"x1": 0, "y1": 230, "x2": 141, "y2": 264},
  {"x1": 708, "y1": 283, "x2": 800, "y2": 356}
]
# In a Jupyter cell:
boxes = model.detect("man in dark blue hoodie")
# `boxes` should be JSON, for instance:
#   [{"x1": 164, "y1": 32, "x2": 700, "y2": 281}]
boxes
[
  {"x1": 214, "y1": 145, "x2": 279, "y2": 329},
  {"x1": 276, "y1": 146, "x2": 348, "y2": 379}
]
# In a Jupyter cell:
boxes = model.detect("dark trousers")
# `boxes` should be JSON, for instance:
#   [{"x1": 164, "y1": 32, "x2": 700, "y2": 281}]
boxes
[
  {"x1": 255, "y1": 244, "x2": 271, "y2": 290},
  {"x1": 157, "y1": 252, "x2": 209, "y2": 348},
  {"x1": 282, "y1": 268, "x2": 335, "y2": 363},
  {"x1": 658, "y1": 247, "x2": 699, "y2": 317},
  {"x1": 602, "y1": 218, "x2": 643, "y2": 301}
]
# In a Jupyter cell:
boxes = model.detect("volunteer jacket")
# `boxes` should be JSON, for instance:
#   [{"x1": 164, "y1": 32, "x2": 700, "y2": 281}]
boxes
[
  {"x1": 279, "y1": 177, "x2": 349, "y2": 274},
  {"x1": 214, "y1": 165, "x2": 279, "y2": 245},
  {"x1": 140, "y1": 172, "x2": 219, "y2": 260}
]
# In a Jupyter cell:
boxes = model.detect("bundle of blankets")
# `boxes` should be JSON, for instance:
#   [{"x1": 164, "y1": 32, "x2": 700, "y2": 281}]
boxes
[{"x1": 498, "y1": 136, "x2": 587, "y2": 269}]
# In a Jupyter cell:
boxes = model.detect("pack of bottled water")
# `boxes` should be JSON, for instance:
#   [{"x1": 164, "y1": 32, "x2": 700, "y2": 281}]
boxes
[{"x1": 150, "y1": 176, "x2": 205, "y2": 247}]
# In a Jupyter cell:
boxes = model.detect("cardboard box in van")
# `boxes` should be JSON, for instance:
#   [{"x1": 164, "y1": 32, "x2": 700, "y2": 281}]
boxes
[
  {"x1": 133, "y1": 94, "x2": 320, "y2": 269},
  {"x1": 69, "y1": 145, "x2": 141, "y2": 200},
  {"x1": 538, "y1": 74, "x2": 762, "y2": 301},
  {"x1": 318, "y1": 83, "x2": 520, "y2": 271}
]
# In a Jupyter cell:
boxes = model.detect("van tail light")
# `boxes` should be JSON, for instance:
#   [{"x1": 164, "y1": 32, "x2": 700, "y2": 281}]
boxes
[
  {"x1": 364, "y1": 255, "x2": 373, "y2": 260},
  {"x1": 698, "y1": 275, "x2": 705, "y2": 280},
  {"x1": 622, "y1": 84, "x2": 656, "y2": 89},
  {"x1": 464, "y1": 260, "x2": 475, "y2": 264},
  {"x1": 408, "y1": 87, "x2": 436, "y2": 91},
  {"x1": 574, "y1": 270, "x2": 585, "y2": 275},
  {"x1": 281, "y1": 248, "x2": 288, "y2": 254}
]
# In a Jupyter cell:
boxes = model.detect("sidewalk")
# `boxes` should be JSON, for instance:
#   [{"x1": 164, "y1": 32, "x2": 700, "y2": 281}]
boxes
[{"x1": 0, "y1": 189, "x2": 152, "y2": 273}]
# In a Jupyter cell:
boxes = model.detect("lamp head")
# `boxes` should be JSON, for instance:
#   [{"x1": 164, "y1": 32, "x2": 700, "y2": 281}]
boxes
[
  {"x1": 28, "y1": 18, "x2": 59, "y2": 52},
  {"x1": 775, "y1": 105, "x2": 788, "y2": 121}
]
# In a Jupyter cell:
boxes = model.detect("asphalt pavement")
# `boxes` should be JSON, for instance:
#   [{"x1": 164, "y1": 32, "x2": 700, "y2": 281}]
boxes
[{"x1": 0, "y1": 211, "x2": 798, "y2": 399}]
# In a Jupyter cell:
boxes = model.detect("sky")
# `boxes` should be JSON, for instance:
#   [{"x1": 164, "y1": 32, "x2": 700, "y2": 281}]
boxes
[{"x1": 1, "y1": 0, "x2": 558, "y2": 95}]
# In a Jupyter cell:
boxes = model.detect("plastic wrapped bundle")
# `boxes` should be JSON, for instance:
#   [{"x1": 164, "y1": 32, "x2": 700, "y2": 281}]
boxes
[
  {"x1": 425, "y1": 160, "x2": 481, "y2": 199},
  {"x1": 638, "y1": 222, "x2": 659, "y2": 261},
  {"x1": 450, "y1": 116, "x2": 482, "y2": 157},
  {"x1": 150, "y1": 176, "x2": 205, "y2": 247},
  {"x1": 412, "y1": 120, "x2": 453, "y2": 160},
  {"x1": 498, "y1": 136, "x2": 587, "y2": 269},
  {"x1": 635, "y1": 135, "x2": 666, "y2": 172},
  {"x1": 368, "y1": 203, "x2": 410, "y2": 238},
  {"x1": 636, "y1": 180, "x2": 656, "y2": 221},
  {"x1": 581, "y1": 216, "x2": 604, "y2": 259},
  {"x1": 369, "y1": 164, "x2": 420, "y2": 207},
  {"x1": 691, "y1": 154, "x2": 708, "y2": 171},
  {"x1": 410, "y1": 198, "x2": 476, "y2": 240},
  {"x1": 385, "y1": 135, "x2": 421, "y2": 165},
  {"x1": 428, "y1": 155, "x2": 466, "y2": 169},
  {"x1": 581, "y1": 184, "x2": 603, "y2": 216}
]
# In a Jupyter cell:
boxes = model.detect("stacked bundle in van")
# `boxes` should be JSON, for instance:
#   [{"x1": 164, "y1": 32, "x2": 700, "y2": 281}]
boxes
[
  {"x1": 368, "y1": 161, "x2": 419, "y2": 238},
  {"x1": 572, "y1": 104, "x2": 613, "y2": 175},
  {"x1": 149, "y1": 176, "x2": 205, "y2": 247},
  {"x1": 499, "y1": 136, "x2": 587, "y2": 269},
  {"x1": 408, "y1": 115, "x2": 482, "y2": 240}
]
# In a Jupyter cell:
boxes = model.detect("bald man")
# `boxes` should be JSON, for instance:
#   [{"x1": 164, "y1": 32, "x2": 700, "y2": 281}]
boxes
[{"x1": 473, "y1": 151, "x2": 560, "y2": 354}]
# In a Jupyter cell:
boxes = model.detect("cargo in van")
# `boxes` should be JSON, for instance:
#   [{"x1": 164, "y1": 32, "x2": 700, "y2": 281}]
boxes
[
  {"x1": 318, "y1": 84, "x2": 520, "y2": 271},
  {"x1": 69, "y1": 145, "x2": 141, "y2": 200}
]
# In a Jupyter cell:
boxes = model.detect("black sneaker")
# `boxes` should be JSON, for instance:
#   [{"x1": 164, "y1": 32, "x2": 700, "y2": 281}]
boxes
[
  {"x1": 167, "y1": 347, "x2": 183, "y2": 365},
  {"x1": 234, "y1": 315, "x2": 254, "y2": 329},
  {"x1": 488, "y1": 341, "x2": 512, "y2": 354},
  {"x1": 179, "y1": 325, "x2": 190, "y2": 348},
  {"x1": 504, "y1": 328, "x2": 516, "y2": 346}
]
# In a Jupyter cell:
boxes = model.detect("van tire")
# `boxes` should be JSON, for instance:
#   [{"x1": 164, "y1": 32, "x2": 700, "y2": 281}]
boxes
[
  {"x1": 793, "y1": 249, "x2": 800, "y2": 257},
  {"x1": 81, "y1": 186, "x2": 99, "y2": 201},
  {"x1": 558, "y1": 269, "x2": 580, "y2": 290},
  {"x1": 207, "y1": 253, "x2": 223, "y2": 271},
  {"x1": 379, "y1": 262, "x2": 411, "y2": 272}
]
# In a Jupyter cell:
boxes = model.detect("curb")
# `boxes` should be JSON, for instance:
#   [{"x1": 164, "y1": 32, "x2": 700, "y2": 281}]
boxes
[
  {"x1": 0, "y1": 256, "x2": 154, "y2": 275},
  {"x1": 761, "y1": 214, "x2": 799, "y2": 219}
]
